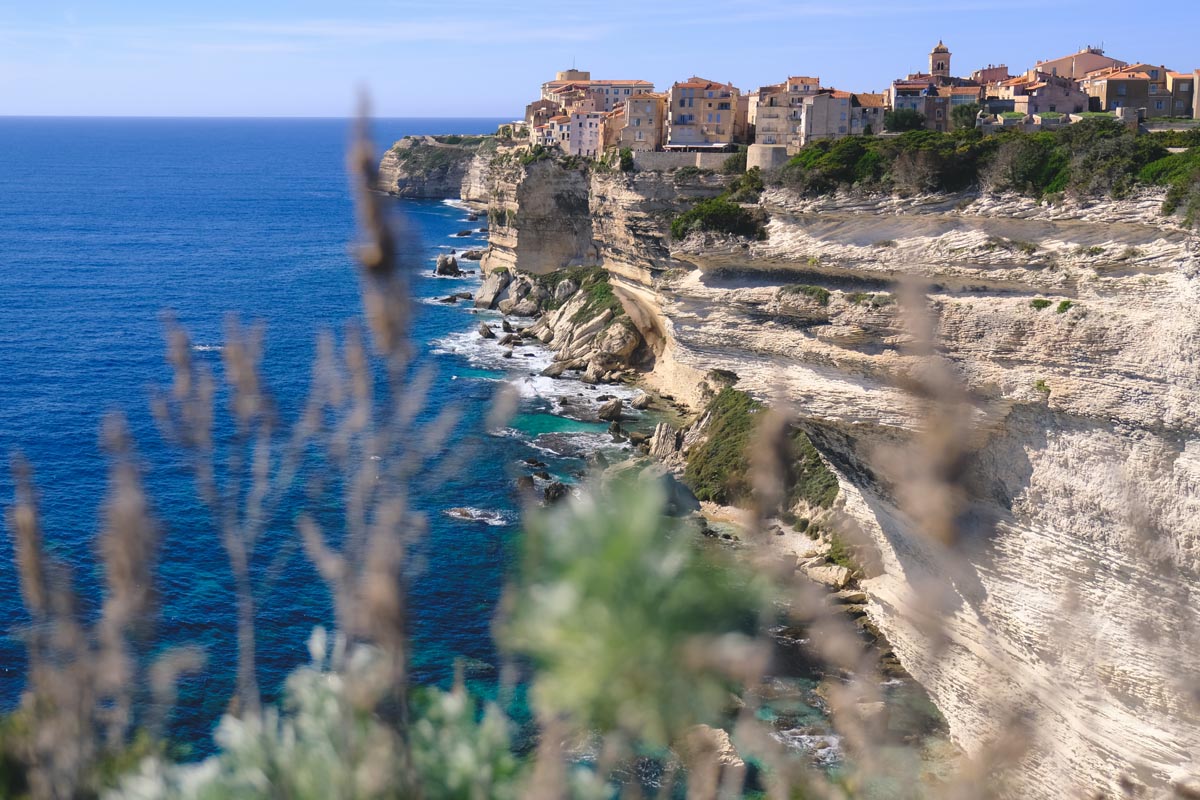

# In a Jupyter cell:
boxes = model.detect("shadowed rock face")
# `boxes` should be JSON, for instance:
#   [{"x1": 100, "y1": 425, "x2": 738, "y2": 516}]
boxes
[{"x1": 458, "y1": 146, "x2": 1200, "y2": 797}]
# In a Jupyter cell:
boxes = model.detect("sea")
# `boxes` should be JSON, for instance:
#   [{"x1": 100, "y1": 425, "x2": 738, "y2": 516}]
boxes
[
  {"x1": 0, "y1": 116, "x2": 650, "y2": 748},
  {"x1": 0, "y1": 117, "x2": 944, "y2": 769}
]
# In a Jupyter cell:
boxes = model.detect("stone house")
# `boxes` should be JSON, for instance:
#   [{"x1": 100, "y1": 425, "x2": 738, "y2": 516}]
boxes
[
  {"x1": 1167, "y1": 71, "x2": 1197, "y2": 118},
  {"x1": 666, "y1": 77, "x2": 742, "y2": 148},
  {"x1": 995, "y1": 71, "x2": 1089, "y2": 116},
  {"x1": 539, "y1": 70, "x2": 655, "y2": 113},
  {"x1": 566, "y1": 111, "x2": 604, "y2": 157},
  {"x1": 792, "y1": 90, "x2": 886, "y2": 148},
  {"x1": 619, "y1": 93, "x2": 666, "y2": 151},
  {"x1": 1034, "y1": 46, "x2": 1126, "y2": 80},
  {"x1": 1080, "y1": 64, "x2": 1173, "y2": 117}
]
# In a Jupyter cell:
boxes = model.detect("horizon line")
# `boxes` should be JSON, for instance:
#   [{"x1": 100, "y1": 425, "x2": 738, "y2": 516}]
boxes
[{"x1": 0, "y1": 114, "x2": 519, "y2": 121}]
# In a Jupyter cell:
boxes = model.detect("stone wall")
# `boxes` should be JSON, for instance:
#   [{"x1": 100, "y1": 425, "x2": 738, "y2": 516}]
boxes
[{"x1": 631, "y1": 150, "x2": 732, "y2": 172}]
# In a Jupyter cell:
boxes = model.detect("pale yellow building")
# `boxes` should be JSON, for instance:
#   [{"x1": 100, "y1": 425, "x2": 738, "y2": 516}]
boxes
[
  {"x1": 666, "y1": 77, "x2": 742, "y2": 148},
  {"x1": 619, "y1": 93, "x2": 666, "y2": 151}
]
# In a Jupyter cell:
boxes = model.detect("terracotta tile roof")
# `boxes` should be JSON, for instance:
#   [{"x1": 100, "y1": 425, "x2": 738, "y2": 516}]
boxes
[
  {"x1": 787, "y1": 76, "x2": 820, "y2": 84},
  {"x1": 550, "y1": 115, "x2": 570, "y2": 123},
  {"x1": 854, "y1": 93, "x2": 887, "y2": 107},
  {"x1": 828, "y1": 90, "x2": 852, "y2": 99},
  {"x1": 673, "y1": 77, "x2": 735, "y2": 90},
  {"x1": 1105, "y1": 69, "x2": 1153, "y2": 80}
]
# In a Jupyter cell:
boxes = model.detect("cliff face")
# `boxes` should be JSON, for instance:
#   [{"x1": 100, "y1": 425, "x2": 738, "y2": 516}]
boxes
[
  {"x1": 646, "y1": 190, "x2": 1200, "y2": 798},
  {"x1": 479, "y1": 158, "x2": 597, "y2": 275},
  {"x1": 460, "y1": 154, "x2": 1200, "y2": 797},
  {"x1": 377, "y1": 136, "x2": 494, "y2": 198}
]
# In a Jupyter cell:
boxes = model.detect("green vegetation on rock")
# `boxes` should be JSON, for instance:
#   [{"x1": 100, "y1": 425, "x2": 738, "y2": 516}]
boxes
[
  {"x1": 1031, "y1": 298, "x2": 1052, "y2": 310},
  {"x1": 788, "y1": 429, "x2": 839, "y2": 510},
  {"x1": 683, "y1": 388, "x2": 763, "y2": 505},
  {"x1": 781, "y1": 284, "x2": 831, "y2": 306},
  {"x1": 670, "y1": 196, "x2": 765, "y2": 240}
]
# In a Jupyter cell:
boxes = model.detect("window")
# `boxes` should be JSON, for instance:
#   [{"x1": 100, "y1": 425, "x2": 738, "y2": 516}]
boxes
[
  {"x1": 1155, "y1": 100, "x2": 1165, "y2": 110},
  {"x1": 1150, "y1": 69, "x2": 1159, "y2": 79},
  {"x1": 716, "y1": 113, "x2": 721, "y2": 123},
  {"x1": 624, "y1": 88, "x2": 630, "y2": 94},
  {"x1": 1183, "y1": 82, "x2": 1193, "y2": 92},
  {"x1": 707, "y1": 113, "x2": 712, "y2": 122},
  {"x1": 1117, "y1": 83, "x2": 1127, "y2": 96},
  {"x1": 634, "y1": 118, "x2": 641, "y2": 126},
  {"x1": 1149, "y1": 84, "x2": 1159, "y2": 94},
  {"x1": 707, "y1": 91, "x2": 713, "y2": 98},
  {"x1": 840, "y1": 112, "x2": 847, "y2": 121}
]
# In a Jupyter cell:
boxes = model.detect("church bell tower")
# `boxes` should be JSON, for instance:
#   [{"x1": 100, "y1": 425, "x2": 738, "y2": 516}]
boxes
[{"x1": 930, "y1": 40, "x2": 951, "y2": 79}]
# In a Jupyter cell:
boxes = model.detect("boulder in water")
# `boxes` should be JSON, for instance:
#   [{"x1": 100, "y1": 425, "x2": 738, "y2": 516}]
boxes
[
  {"x1": 631, "y1": 392, "x2": 652, "y2": 410},
  {"x1": 541, "y1": 361, "x2": 568, "y2": 379},
  {"x1": 467, "y1": 213, "x2": 480, "y2": 221},
  {"x1": 501, "y1": 318, "x2": 514, "y2": 333},
  {"x1": 455, "y1": 229, "x2": 473, "y2": 237},
  {"x1": 475, "y1": 270, "x2": 513, "y2": 309},
  {"x1": 516, "y1": 475, "x2": 535, "y2": 493},
  {"x1": 438, "y1": 294, "x2": 458, "y2": 304},
  {"x1": 478, "y1": 322, "x2": 496, "y2": 339},
  {"x1": 460, "y1": 249, "x2": 485, "y2": 261},
  {"x1": 543, "y1": 482, "x2": 569, "y2": 505},
  {"x1": 435, "y1": 254, "x2": 461, "y2": 276},
  {"x1": 597, "y1": 398, "x2": 624, "y2": 422}
]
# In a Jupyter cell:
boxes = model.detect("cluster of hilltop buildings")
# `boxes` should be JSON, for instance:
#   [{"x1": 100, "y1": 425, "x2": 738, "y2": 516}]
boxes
[{"x1": 518, "y1": 44, "x2": 1199, "y2": 166}]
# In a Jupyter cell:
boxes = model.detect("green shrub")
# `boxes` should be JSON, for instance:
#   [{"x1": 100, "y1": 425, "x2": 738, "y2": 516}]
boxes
[
  {"x1": 780, "y1": 284, "x2": 831, "y2": 306},
  {"x1": 683, "y1": 388, "x2": 763, "y2": 505},
  {"x1": 884, "y1": 108, "x2": 926, "y2": 132},
  {"x1": 618, "y1": 147, "x2": 634, "y2": 172},
  {"x1": 670, "y1": 197, "x2": 764, "y2": 240},
  {"x1": 952, "y1": 103, "x2": 981, "y2": 130},
  {"x1": 721, "y1": 150, "x2": 748, "y2": 174},
  {"x1": 1056, "y1": 300, "x2": 1073, "y2": 313},
  {"x1": 1030, "y1": 298, "x2": 1052, "y2": 310},
  {"x1": 1035, "y1": 379, "x2": 1050, "y2": 393},
  {"x1": 726, "y1": 166, "x2": 764, "y2": 202},
  {"x1": 826, "y1": 533, "x2": 856, "y2": 570}
]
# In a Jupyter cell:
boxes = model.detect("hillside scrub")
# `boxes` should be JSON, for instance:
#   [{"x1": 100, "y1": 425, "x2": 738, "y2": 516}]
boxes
[{"x1": 773, "y1": 119, "x2": 1186, "y2": 203}]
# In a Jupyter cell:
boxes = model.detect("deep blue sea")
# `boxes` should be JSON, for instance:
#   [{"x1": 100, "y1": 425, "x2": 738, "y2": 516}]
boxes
[{"x1": 0, "y1": 117, "x2": 647, "y2": 748}]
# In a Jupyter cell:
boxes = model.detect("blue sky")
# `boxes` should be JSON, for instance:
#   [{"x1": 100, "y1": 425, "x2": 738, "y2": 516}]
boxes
[{"x1": 2, "y1": 0, "x2": 1196, "y2": 117}]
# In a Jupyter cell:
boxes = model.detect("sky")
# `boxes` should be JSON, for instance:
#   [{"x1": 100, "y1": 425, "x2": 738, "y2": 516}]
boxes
[{"x1": 2, "y1": 0, "x2": 1197, "y2": 118}]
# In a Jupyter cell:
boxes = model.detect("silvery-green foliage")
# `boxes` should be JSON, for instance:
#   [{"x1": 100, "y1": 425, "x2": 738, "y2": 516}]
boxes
[
  {"x1": 500, "y1": 478, "x2": 774, "y2": 748},
  {"x1": 108, "y1": 628, "x2": 520, "y2": 800}
]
